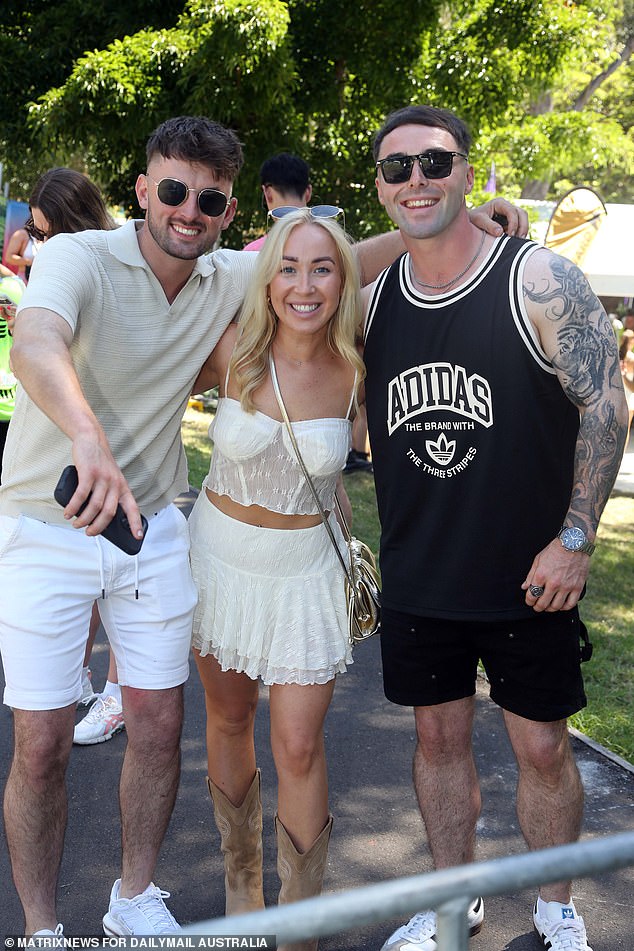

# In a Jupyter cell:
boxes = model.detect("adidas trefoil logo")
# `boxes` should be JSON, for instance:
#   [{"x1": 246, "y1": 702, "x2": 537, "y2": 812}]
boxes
[
  {"x1": 562, "y1": 907, "x2": 575, "y2": 919},
  {"x1": 426, "y1": 432, "x2": 456, "y2": 466}
]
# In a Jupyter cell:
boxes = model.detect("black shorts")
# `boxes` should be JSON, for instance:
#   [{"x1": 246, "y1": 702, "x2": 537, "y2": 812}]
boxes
[{"x1": 380, "y1": 606, "x2": 589, "y2": 722}]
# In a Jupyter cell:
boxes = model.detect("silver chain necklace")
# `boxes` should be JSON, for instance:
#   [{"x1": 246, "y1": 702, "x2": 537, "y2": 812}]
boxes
[{"x1": 410, "y1": 231, "x2": 486, "y2": 291}]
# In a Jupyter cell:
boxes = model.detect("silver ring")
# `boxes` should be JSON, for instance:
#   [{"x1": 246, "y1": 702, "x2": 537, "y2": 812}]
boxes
[{"x1": 529, "y1": 584, "x2": 545, "y2": 597}]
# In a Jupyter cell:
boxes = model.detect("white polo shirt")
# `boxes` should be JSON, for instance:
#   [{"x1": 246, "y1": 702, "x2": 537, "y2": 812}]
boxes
[{"x1": 0, "y1": 219, "x2": 257, "y2": 523}]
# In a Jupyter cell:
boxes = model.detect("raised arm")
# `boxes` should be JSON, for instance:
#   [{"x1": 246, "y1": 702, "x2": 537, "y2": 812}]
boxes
[
  {"x1": 468, "y1": 196, "x2": 528, "y2": 238},
  {"x1": 193, "y1": 321, "x2": 238, "y2": 396},
  {"x1": 10, "y1": 307, "x2": 143, "y2": 538},
  {"x1": 521, "y1": 249, "x2": 628, "y2": 611},
  {"x1": 193, "y1": 346, "x2": 223, "y2": 395},
  {"x1": 6, "y1": 229, "x2": 33, "y2": 271}
]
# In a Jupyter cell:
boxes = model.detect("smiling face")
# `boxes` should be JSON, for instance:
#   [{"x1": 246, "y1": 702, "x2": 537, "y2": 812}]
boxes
[
  {"x1": 375, "y1": 123, "x2": 474, "y2": 241},
  {"x1": 136, "y1": 157, "x2": 237, "y2": 261},
  {"x1": 268, "y1": 222, "x2": 343, "y2": 336}
]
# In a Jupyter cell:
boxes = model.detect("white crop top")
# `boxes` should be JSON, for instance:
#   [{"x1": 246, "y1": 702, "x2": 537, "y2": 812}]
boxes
[{"x1": 206, "y1": 382, "x2": 355, "y2": 515}]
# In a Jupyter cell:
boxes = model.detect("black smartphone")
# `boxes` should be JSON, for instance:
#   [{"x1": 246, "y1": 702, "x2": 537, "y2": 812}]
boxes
[
  {"x1": 54, "y1": 465, "x2": 148, "y2": 555},
  {"x1": 492, "y1": 212, "x2": 509, "y2": 230}
]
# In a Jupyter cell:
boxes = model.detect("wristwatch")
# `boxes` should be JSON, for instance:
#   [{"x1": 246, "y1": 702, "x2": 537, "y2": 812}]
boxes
[{"x1": 558, "y1": 526, "x2": 596, "y2": 556}]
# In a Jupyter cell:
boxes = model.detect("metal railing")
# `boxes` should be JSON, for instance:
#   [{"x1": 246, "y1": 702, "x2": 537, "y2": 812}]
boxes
[{"x1": 182, "y1": 831, "x2": 634, "y2": 949}]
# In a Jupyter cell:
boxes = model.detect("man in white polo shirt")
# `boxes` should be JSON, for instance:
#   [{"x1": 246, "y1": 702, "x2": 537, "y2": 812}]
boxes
[
  {"x1": 0, "y1": 113, "x2": 525, "y2": 939},
  {"x1": 0, "y1": 116, "x2": 258, "y2": 939}
]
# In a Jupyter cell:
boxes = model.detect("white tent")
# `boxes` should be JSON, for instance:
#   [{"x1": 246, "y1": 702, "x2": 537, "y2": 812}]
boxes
[{"x1": 579, "y1": 203, "x2": 634, "y2": 298}]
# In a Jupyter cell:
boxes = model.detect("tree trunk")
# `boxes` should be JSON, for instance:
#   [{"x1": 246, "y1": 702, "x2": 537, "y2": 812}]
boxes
[
  {"x1": 521, "y1": 179, "x2": 552, "y2": 200},
  {"x1": 572, "y1": 35, "x2": 634, "y2": 111}
]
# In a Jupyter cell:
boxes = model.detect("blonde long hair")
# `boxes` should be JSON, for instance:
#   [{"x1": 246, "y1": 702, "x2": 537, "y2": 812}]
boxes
[{"x1": 230, "y1": 209, "x2": 365, "y2": 413}]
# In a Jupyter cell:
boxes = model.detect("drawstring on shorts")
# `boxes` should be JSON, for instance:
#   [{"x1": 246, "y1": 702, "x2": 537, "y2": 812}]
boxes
[
  {"x1": 93, "y1": 536, "x2": 140, "y2": 599},
  {"x1": 95, "y1": 537, "x2": 106, "y2": 600}
]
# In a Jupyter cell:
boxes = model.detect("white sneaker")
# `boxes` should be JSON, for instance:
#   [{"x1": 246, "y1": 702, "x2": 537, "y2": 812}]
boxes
[
  {"x1": 73, "y1": 695, "x2": 125, "y2": 745},
  {"x1": 533, "y1": 899, "x2": 593, "y2": 951},
  {"x1": 103, "y1": 879, "x2": 181, "y2": 935},
  {"x1": 77, "y1": 668, "x2": 97, "y2": 707},
  {"x1": 26, "y1": 924, "x2": 65, "y2": 948},
  {"x1": 380, "y1": 898, "x2": 484, "y2": 950}
]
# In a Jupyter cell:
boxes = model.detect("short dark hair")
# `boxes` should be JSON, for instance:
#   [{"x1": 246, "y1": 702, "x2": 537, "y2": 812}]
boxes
[
  {"x1": 373, "y1": 106, "x2": 472, "y2": 160},
  {"x1": 29, "y1": 167, "x2": 114, "y2": 235},
  {"x1": 259, "y1": 152, "x2": 310, "y2": 200},
  {"x1": 146, "y1": 116, "x2": 244, "y2": 183}
]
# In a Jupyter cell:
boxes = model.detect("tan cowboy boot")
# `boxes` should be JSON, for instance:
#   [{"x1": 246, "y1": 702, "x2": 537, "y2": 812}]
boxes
[
  {"x1": 275, "y1": 813, "x2": 333, "y2": 951},
  {"x1": 207, "y1": 769, "x2": 265, "y2": 915}
]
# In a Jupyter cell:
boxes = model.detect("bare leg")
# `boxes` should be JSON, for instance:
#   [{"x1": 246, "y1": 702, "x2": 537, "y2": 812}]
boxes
[
  {"x1": 413, "y1": 697, "x2": 480, "y2": 868},
  {"x1": 106, "y1": 650, "x2": 118, "y2": 685},
  {"x1": 194, "y1": 650, "x2": 259, "y2": 804},
  {"x1": 118, "y1": 685, "x2": 183, "y2": 898},
  {"x1": 82, "y1": 603, "x2": 102, "y2": 668},
  {"x1": 85, "y1": 606, "x2": 118, "y2": 687},
  {"x1": 4, "y1": 706, "x2": 75, "y2": 933},
  {"x1": 195, "y1": 651, "x2": 263, "y2": 914},
  {"x1": 504, "y1": 711, "x2": 583, "y2": 903},
  {"x1": 269, "y1": 681, "x2": 334, "y2": 853}
]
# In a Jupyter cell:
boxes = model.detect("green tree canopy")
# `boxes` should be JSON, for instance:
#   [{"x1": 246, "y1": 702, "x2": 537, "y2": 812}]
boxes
[
  {"x1": 1, "y1": 0, "x2": 631, "y2": 243},
  {"x1": 0, "y1": 0, "x2": 183, "y2": 193},
  {"x1": 410, "y1": 0, "x2": 633, "y2": 203}
]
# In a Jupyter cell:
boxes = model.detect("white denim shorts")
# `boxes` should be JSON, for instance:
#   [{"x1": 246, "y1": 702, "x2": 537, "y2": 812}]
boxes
[{"x1": 0, "y1": 505, "x2": 198, "y2": 710}]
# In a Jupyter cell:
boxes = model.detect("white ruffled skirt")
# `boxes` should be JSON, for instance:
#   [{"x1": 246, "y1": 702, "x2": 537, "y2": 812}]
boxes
[{"x1": 189, "y1": 491, "x2": 353, "y2": 685}]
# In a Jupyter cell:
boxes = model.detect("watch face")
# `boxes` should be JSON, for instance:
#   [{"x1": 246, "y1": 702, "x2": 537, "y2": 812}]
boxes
[{"x1": 561, "y1": 527, "x2": 586, "y2": 551}]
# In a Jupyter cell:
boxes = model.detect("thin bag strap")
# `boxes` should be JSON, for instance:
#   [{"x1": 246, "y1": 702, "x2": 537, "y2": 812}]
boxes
[{"x1": 269, "y1": 352, "x2": 353, "y2": 584}]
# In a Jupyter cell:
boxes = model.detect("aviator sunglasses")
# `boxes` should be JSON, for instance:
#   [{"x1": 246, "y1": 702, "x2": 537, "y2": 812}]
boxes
[
  {"x1": 268, "y1": 204, "x2": 344, "y2": 222},
  {"x1": 376, "y1": 150, "x2": 468, "y2": 185},
  {"x1": 267, "y1": 204, "x2": 345, "y2": 232},
  {"x1": 147, "y1": 176, "x2": 229, "y2": 217}
]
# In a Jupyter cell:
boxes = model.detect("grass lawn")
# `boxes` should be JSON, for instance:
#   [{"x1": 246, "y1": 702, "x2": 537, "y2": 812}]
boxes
[
  {"x1": 570, "y1": 496, "x2": 634, "y2": 762},
  {"x1": 182, "y1": 404, "x2": 214, "y2": 490},
  {"x1": 182, "y1": 404, "x2": 634, "y2": 763}
]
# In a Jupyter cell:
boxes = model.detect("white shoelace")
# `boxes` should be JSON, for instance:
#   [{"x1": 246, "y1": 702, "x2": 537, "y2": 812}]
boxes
[
  {"x1": 399, "y1": 911, "x2": 436, "y2": 941},
  {"x1": 539, "y1": 916, "x2": 589, "y2": 951},
  {"x1": 133, "y1": 886, "x2": 179, "y2": 932},
  {"x1": 83, "y1": 697, "x2": 111, "y2": 723}
]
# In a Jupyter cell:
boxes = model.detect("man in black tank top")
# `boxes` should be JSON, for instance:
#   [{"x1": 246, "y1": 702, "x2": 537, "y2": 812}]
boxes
[{"x1": 365, "y1": 106, "x2": 628, "y2": 951}]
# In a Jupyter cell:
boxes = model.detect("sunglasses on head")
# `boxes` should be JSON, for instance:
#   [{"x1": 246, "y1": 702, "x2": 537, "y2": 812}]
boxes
[
  {"x1": 268, "y1": 204, "x2": 344, "y2": 222},
  {"x1": 267, "y1": 204, "x2": 345, "y2": 234},
  {"x1": 376, "y1": 150, "x2": 468, "y2": 184},
  {"x1": 147, "y1": 176, "x2": 229, "y2": 218}
]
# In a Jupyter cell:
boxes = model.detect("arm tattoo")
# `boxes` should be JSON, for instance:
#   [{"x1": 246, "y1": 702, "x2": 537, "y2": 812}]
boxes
[{"x1": 525, "y1": 256, "x2": 628, "y2": 532}]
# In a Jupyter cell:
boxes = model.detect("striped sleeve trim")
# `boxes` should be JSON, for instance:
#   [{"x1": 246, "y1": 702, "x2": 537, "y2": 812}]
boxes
[{"x1": 509, "y1": 242, "x2": 555, "y2": 374}]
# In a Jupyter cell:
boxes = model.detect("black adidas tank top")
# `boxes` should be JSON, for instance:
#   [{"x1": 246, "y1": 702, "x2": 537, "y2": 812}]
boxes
[{"x1": 364, "y1": 235, "x2": 579, "y2": 620}]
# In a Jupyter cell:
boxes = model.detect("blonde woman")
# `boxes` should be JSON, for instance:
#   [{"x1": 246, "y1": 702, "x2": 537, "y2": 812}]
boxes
[{"x1": 189, "y1": 208, "x2": 363, "y2": 948}]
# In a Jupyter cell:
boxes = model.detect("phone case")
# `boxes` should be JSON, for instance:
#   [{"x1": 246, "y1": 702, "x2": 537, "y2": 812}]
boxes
[{"x1": 54, "y1": 465, "x2": 148, "y2": 555}]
